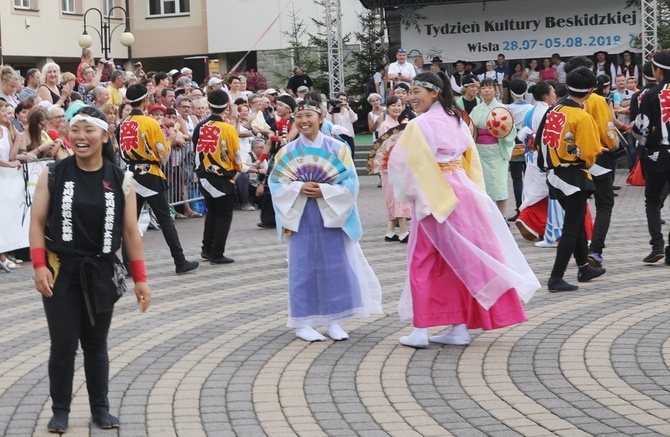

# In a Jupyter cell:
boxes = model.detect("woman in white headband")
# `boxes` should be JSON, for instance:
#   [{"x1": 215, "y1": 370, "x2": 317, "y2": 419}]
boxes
[
  {"x1": 269, "y1": 100, "x2": 382, "y2": 342},
  {"x1": 30, "y1": 105, "x2": 151, "y2": 432},
  {"x1": 388, "y1": 72, "x2": 539, "y2": 348}
]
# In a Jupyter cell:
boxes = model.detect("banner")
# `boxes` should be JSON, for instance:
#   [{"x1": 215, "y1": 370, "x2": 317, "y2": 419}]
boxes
[
  {"x1": 0, "y1": 162, "x2": 47, "y2": 253},
  {"x1": 400, "y1": 0, "x2": 642, "y2": 63}
]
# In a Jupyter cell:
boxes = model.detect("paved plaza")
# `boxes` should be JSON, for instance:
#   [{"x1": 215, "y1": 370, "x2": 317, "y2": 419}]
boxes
[{"x1": 1, "y1": 169, "x2": 670, "y2": 436}]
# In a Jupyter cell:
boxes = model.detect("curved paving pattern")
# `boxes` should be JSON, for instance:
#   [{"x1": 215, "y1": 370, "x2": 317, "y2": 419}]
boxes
[{"x1": 1, "y1": 171, "x2": 670, "y2": 436}]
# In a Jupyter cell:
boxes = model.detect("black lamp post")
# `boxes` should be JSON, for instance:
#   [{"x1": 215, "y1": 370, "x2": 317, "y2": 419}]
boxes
[{"x1": 77, "y1": 6, "x2": 134, "y2": 59}]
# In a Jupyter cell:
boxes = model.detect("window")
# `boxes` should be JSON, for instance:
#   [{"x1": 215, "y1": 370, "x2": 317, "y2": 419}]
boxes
[
  {"x1": 61, "y1": 0, "x2": 75, "y2": 13},
  {"x1": 148, "y1": 0, "x2": 189, "y2": 16},
  {"x1": 104, "y1": 0, "x2": 121, "y2": 18},
  {"x1": 14, "y1": 0, "x2": 32, "y2": 9}
]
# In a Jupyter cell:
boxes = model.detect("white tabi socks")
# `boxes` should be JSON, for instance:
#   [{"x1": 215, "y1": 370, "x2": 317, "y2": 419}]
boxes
[
  {"x1": 296, "y1": 327, "x2": 327, "y2": 342},
  {"x1": 326, "y1": 323, "x2": 349, "y2": 341},
  {"x1": 429, "y1": 323, "x2": 471, "y2": 346},
  {"x1": 399, "y1": 328, "x2": 429, "y2": 348}
]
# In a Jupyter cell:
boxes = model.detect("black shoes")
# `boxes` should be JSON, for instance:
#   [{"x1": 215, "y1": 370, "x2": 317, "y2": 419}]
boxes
[
  {"x1": 643, "y1": 250, "x2": 665, "y2": 263},
  {"x1": 666, "y1": 247, "x2": 670, "y2": 266},
  {"x1": 200, "y1": 252, "x2": 210, "y2": 260},
  {"x1": 257, "y1": 222, "x2": 273, "y2": 229},
  {"x1": 384, "y1": 234, "x2": 400, "y2": 242},
  {"x1": 578, "y1": 265, "x2": 606, "y2": 283},
  {"x1": 48, "y1": 412, "x2": 69, "y2": 433},
  {"x1": 210, "y1": 256, "x2": 235, "y2": 265},
  {"x1": 547, "y1": 277, "x2": 579, "y2": 292},
  {"x1": 175, "y1": 259, "x2": 199, "y2": 275},
  {"x1": 91, "y1": 411, "x2": 120, "y2": 429},
  {"x1": 507, "y1": 212, "x2": 519, "y2": 222},
  {"x1": 399, "y1": 233, "x2": 409, "y2": 244}
]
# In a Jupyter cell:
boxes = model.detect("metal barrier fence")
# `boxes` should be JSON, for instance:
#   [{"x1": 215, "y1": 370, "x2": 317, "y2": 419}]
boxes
[{"x1": 161, "y1": 146, "x2": 205, "y2": 209}]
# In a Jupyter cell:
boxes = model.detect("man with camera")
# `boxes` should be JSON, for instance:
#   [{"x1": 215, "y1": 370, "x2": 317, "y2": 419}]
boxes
[{"x1": 328, "y1": 92, "x2": 358, "y2": 154}]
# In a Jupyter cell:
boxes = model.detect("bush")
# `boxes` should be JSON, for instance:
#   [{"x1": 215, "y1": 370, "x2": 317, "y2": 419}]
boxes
[{"x1": 224, "y1": 69, "x2": 269, "y2": 92}]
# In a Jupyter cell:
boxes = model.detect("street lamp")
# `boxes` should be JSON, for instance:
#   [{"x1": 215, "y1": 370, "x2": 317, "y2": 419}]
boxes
[{"x1": 78, "y1": 6, "x2": 134, "y2": 60}]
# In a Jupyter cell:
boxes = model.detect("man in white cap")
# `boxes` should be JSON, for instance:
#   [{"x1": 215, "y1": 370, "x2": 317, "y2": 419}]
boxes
[
  {"x1": 296, "y1": 85, "x2": 309, "y2": 101},
  {"x1": 388, "y1": 48, "x2": 416, "y2": 86},
  {"x1": 478, "y1": 61, "x2": 504, "y2": 99}
]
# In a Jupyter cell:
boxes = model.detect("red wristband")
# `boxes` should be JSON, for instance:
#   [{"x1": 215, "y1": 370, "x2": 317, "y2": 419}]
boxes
[
  {"x1": 270, "y1": 135, "x2": 280, "y2": 142},
  {"x1": 621, "y1": 124, "x2": 628, "y2": 131},
  {"x1": 31, "y1": 247, "x2": 47, "y2": 270},
  {"x1": 128, "y1": 260, "x2": 147, "y2": 283},
  {"x1": 258, "y1": 153, "x2": 268, "y2": 162}
]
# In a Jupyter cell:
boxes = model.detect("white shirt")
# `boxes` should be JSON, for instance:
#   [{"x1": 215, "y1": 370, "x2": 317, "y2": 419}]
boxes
[
  {"x1": 478, "y1": 70, "x2": 503, "y2": 84},
  {"x1": 388, "y1": 61, "x2": 416, "y2": 84},
  {"x1": 240, "y1": 150, "x2": 268, "y2": 187}
]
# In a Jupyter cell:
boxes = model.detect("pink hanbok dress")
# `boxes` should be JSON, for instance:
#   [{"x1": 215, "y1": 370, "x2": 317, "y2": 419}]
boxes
[
  {"x1": 378, "y1": 118, "x2": 412, "y2": 221},
  {"x1": 388, "y1": 102, "x2": 540, "y2": 330}
]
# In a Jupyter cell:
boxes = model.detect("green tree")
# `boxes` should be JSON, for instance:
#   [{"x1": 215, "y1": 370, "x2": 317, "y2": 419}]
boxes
[
  {"x1": 346, "y1": 9, "x2": 387, "y2": 97},
  {"x1": 272, "y1": 6, "x2": 320, "y2": 87}
]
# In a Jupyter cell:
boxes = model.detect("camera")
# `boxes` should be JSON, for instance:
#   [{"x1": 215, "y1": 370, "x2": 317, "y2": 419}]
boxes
[
  {"x1": 328, "y1": 99, "x2": 341, "y2": 113},
  {"x1": 134, "y1": 62, "x2": 142, "y2": 68}
]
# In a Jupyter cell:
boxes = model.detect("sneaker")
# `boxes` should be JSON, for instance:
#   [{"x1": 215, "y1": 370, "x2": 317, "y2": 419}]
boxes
[
  {"x1": 535, "y1": 240, "x2": 558, "y2": 248},
  {"x1": 577, "y1": 265, "x2": 606, "y2": 283},
  {"x1": 587, "y1": 252, "x2": 603, "y2": 268},
  {"x1": 241, "y1": 204, "x2": 256, "y2": 211},
  {"x1": 175, "y1": 259, "x2": 199, "y2": 275},
  {"x1": 642, "y1": 250, "x2": 665, "y2": 263},
  {"x1": 547, "y1": 277, "x2": 579, "y2": 292}
]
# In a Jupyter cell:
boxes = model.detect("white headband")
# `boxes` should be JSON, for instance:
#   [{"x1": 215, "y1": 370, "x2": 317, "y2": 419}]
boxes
[
  {"x1": 208, "y1": 101, "x2": 228, "y2": 109},
  {"x1": 127, "y1": 92, "x2": 148, "y2": 103},
  {"x1": 510, "y1": 91, "x2": 525, "y2": 99},
  {"x1": 70, "y1": 114, "x2": 109, "y2": 131},
  {"x1": 644, "y1": 74, "x2": 655, "y2": 81},
  {"x1": 567, "y1": 86, "x2": 593, "y2": 93},
  {"x1": 653, "y1": 58, "x2": 670, "y2": 70}
]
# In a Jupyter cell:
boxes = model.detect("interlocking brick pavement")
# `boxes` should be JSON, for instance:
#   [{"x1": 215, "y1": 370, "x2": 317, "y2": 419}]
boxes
[{"x1": 1, "y1": 169, "x2": 670, "y2": 436}]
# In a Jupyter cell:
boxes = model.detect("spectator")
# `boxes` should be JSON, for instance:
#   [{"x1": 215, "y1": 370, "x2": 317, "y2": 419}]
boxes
[
  {"x1": 387, "y1": 48, "x2": 415, "y2": 86},
  {"x1": 495, "y1": 53, "x2": 511, "y2": 103},
  {"x1": 552, "y1": 53, "x2": 567, "y2": 85},
  {"x1": 38, "y1": 63, "x2": 71, "y2": 107},
  {"x1": 478, "y1": 61, "x2": 504, "y2": 100},
  {"x1": 75, "y1": 47, "x2": 94, "y2": 84},
  {"x1": 539, "y1": 58, "x2": 557, "y2": 82},
  {"x1": 46, "y1": 105, "x2": 71, "y2": 149},
  {"x1": 235, "y1": 103, "x2": 254, "y2": 155},
  {"x1": 154, "y1": 72, "x2": 169, "y2": 94},
  {"x1": 236, "y1": 138, "x2": 268, "y2": 211},
  {"x1": 249, "y1": 94, "x2": 273, "y2": 136},
  {"x1": 228, "y1": 76, "x2": 247, "y2": 102},
  {"x1": 373, "y1": 64, "x2": 386, "y2": 103},
  {"x1": 107, "y1": 70, "x2": 126, "y2": 106},
  {"x1": 0, "y1": 66, "x2": 20, "y2": 108},
  {"x1": 91, "y1": 86, "x2": 109, "y2": 109},
  {"x1": 118, "y1": 101, "x2": 132, "y2": 121},
  {"x1": 328, "y1": 91, "x2": 357, "y2": 154},
  {"x1": 593, "y1": 51, "x2": 616, "y2": 79},
  {"x1": 296, "y1": 85, "x2": 309, "y2": 102},
  {"x1": 13, "y1": 101, "x2": 33, "y2": 132},
  {"x1": 78, "y1": 60, "x2": 106, "y2": 105},
  {"x1": 456, "y1": 74, "x2": 481, "y2": 115},
  {"x1": 450, "y1": 60, "x2": 467, "y2": 95},
  {"x1": 286, "y1": 67, "x2": 313, "y2": 95},
  {"x1": 193, "y1": 98, "x2": 208, "y2": 121},
  {"x1": 206, "y1": 76, "x2": 224, "y2": 95},
  {"x1": 367, "y1": 92, "x2": 385, "y2": 139},
  {"x1": 23, "y1": 107, "x2": 68, "y2": 160},
  {"x1": 18, "y1": 68, "x2": 40, "y2": 103}
]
